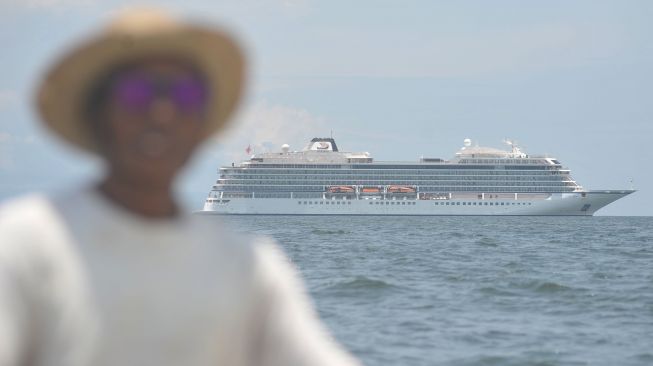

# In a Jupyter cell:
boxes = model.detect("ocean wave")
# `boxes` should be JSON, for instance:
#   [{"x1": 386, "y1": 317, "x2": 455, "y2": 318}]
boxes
[
  {"x1": 548, "y1": 238, "x2": 565, "y2": 244},
  {"x1": 522, "y1": 280, "x2": 573, "y2": 293},
  {"x1": 619, "y1": 249, "x2": 653, "y2": 259},
  {"x1": 448, "y1": 354, "x2": 559, "y2": 366},
  {"x1": 476, "y1": 236, "x2": 499, "y2": 247},
  {"x1": 320, "y1": 276, "x2": 399, "y2": 296},
  {"x1": 478, "y1": 286, "x2": 517, "y2": 297},
  {"x1": 337, "y1": 276, "x2": 396, "y2": 289},
  {"x1": 448, "y1": 231, "x2": 466, "y2": 238},
  {"x1": 310, "y1": 228, "x2": 350, "y2": 235},
  {"x1": 634, "y1": 353, "x2": 653, "y2": 362}
]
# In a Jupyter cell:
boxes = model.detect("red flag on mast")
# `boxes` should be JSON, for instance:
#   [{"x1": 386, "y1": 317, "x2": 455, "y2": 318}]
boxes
[{"x1": 245, "y1": 144, "x2": 252, "y2": 155}]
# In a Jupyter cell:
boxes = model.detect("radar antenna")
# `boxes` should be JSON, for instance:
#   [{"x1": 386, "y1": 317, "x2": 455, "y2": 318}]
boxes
[{"x1": 463, "y1": 138, "x2": 472, "y2": 148}]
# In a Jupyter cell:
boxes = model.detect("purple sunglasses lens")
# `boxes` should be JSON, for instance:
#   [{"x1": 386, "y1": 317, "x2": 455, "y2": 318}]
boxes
[
  {"x1": 113, "y1": 76, "x2": 155, "y2": 109},
  {"x1": 171, "y1": 79, "x2": 208, "y2": 111}
]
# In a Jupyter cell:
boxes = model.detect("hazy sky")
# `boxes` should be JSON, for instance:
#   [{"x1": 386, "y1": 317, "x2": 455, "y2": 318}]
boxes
[{"x1": 1, "y1": 0, "x2": 651, "y2": 215}]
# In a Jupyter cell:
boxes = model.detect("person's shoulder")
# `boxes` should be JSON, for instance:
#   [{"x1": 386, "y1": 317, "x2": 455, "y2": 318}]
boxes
[
  {"x1": 0, "y1": 185, "x2": 88, "y2": 230},
  {"x1": 0, "y1": 193, "x2": 57, "y2": 232},
  {"x1": 0, "y1": 187, "x2": 89, "y2": 251},
  {"x1": 0, "y1": 193, "x2": 68, "y2": 271}
]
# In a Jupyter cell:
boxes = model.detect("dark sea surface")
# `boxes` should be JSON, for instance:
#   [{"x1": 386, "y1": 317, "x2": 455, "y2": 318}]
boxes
[{"x1": 218, "y1": 216, "x2": 653, "y2": 366}]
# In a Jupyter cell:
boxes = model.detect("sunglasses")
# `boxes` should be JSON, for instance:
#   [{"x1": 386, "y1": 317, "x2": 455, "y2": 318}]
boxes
[{"x1": 111, "y1": 73, "x2": 209, "y2": 113}]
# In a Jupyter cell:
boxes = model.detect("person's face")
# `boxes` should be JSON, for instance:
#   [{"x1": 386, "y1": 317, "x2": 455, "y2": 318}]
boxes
[{"x1": 96, "y1": 59, "x2": 208, "y2": 187}]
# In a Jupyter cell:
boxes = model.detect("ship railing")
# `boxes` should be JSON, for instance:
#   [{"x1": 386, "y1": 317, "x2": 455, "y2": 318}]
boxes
[{"x1": 222, "y1": 190, "x2": 565, "y2": 200}]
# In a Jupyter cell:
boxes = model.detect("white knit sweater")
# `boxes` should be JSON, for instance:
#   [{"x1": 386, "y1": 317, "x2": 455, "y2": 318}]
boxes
[{"x1": 0, "y1": 186, "x2": 359, "y2": 366}]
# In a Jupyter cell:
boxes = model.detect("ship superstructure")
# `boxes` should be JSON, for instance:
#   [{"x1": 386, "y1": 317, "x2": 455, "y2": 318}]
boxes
[{"x1": 201, "y1": 138, "x2": 633, "y2": 215}]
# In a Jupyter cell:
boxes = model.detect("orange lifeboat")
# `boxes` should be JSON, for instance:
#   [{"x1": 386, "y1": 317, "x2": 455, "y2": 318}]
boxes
[
  {"x1": 361, "y1": 187, "x2": 381, "y2": 193},
  {"x1": 327, "y1": 185, "x2": 355, "y2": 193},
  {"x1": 387, "y1": 186, "x2": 416, "y2": 193}
]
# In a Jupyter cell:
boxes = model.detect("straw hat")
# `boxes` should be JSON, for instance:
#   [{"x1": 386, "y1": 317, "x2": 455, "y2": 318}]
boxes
[{"x1": 36, "y1": 8, "x2": 245, "y2": 153}]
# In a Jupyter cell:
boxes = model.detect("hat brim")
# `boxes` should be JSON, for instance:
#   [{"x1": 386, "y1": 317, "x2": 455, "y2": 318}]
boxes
[{"x1": 36, "y1": 23, "x2": 245, "y2": 153}]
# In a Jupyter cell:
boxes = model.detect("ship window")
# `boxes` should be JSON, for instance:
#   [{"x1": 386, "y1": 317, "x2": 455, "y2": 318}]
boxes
[
  {"x1": 484, "y1": 202, "x2": 488, "y2": 206},
  {"x1": 462, "y1": 202, "x2": 466, "y2": 205},
  {"x1": 369, "y1": 202, "x2": 373, "y2": 205},
  {"x1": 336, "y1": 201, "x2": 340, "y2": 205},
  {"x1": 348, "y1": 202, "x2": 351, "y2": 205},
  {"x1": 303, "y1": 201, "x2": 307, "y2": 204},
  {"x1": 386, "y1": 202, "x2": 390, "y2": 205},
  {"x1": 529, "y1": 203, "x2": 532, "y2": 205},
  {"x1": 298, "y1": 201, "x2": 301, "y2": 204},
  {"x1": 402, "y1": 202, "x2": 406, "y2": 205},
  {"x1": 320, "y1": 202, "x2": 323, "y2": 204},
  {"x1": 456, "y1": 202, "x2": 460, "y2": 205},
  {"x1": 308, "y1": 201, "x2": 312, "y2": 204}
]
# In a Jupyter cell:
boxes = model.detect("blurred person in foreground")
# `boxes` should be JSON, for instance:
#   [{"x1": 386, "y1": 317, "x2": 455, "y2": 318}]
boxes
[{"x1": 0, "y1": 8, "x2": 359, "y2": 366}]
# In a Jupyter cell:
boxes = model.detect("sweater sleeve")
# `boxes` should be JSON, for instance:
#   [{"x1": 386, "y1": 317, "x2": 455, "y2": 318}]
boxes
[
  {"x1": 248, "y1": 238, "x2": 360, "y2": 366},
  {"x1": 0, "y1": 197, "x2": 46, "y2": 366},
  {"x1": 0, "y1": 257, "x2": 29, "y2": 366},
  {"x1": 0, "y1": 196, "x2": 96, "y2": 366}
]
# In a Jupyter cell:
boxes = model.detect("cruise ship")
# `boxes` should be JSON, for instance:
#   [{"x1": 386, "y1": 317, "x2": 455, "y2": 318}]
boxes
[{"x1": 201, "y1": 138, "x2": 634, "y2": 215}]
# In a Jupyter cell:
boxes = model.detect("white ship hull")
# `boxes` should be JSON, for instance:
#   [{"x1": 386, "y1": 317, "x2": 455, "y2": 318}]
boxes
[{"x1": 200, "y1": 191, "x2": 633, "y2": 216}]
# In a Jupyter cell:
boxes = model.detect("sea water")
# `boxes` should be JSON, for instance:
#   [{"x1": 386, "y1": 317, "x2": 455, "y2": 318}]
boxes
[{"x1": 216, "y1": 216, "x2": 653, "y2": 366}]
